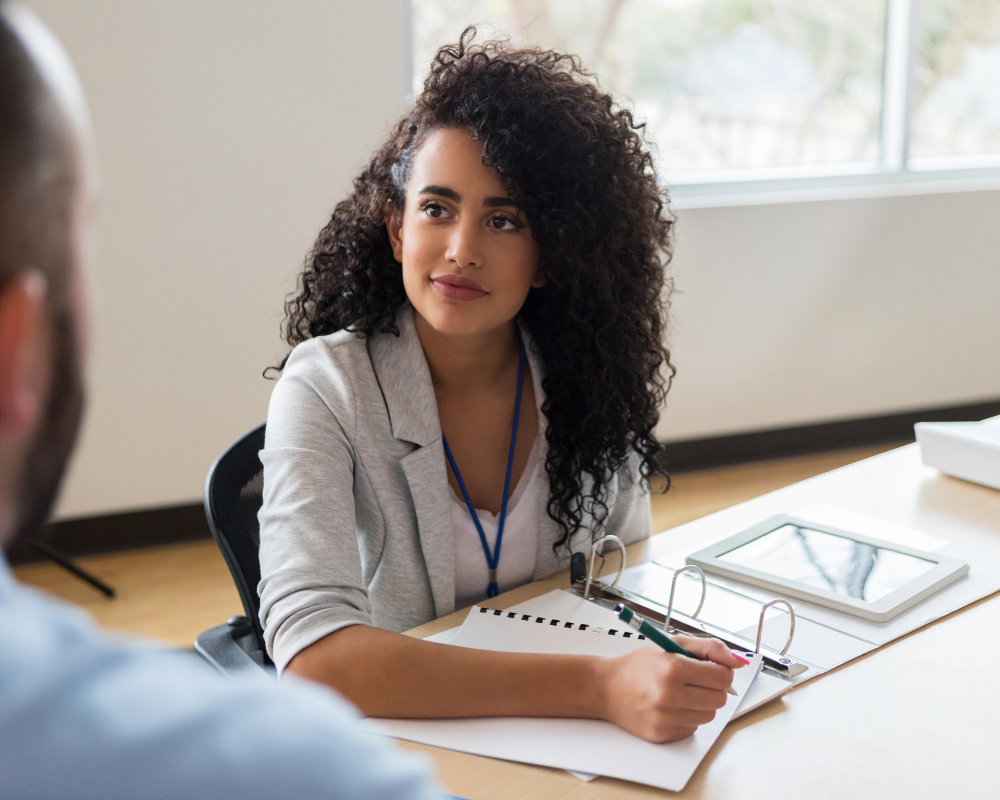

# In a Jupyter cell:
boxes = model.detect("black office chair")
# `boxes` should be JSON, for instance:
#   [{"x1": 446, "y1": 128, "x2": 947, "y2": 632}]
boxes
[{"x1": 194, "y1": 424, "x2": 274, "y2": 676}]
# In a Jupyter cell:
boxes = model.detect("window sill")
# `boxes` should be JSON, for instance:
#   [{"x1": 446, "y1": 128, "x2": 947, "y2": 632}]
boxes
[{"x1": 668, "y1": 162, "x2": 1000, "y2": 210}]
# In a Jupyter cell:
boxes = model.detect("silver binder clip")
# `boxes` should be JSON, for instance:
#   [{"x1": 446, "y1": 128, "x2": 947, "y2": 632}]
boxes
[
  {"x1": 583, "y1": 535, "x2": 627, "y2": 600},
  {"x1": 665, "y1": 565, "x2": 707, "y2": 632},
  {"x1": 755, "y1": 598, "x2": 795, "y2": 656}
]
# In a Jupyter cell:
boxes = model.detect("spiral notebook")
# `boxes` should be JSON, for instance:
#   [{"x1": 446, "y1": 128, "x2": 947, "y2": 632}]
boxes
[
  {"x1": 361, "y1": 600, "x2": 764, "y2": 792},
  {"x1": 459, "y1": 588, "x2": 793, "y2": 719}
]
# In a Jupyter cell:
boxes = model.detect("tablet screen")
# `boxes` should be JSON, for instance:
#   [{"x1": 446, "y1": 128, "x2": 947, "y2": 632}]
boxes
[{"x1": 718, "y1": 524, "x2": 936, "y2": 602}]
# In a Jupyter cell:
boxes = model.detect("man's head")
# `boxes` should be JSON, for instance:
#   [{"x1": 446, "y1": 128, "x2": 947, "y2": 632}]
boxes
[{"x1": 0, "y1": 2, "x2": 93, "y2": 550}]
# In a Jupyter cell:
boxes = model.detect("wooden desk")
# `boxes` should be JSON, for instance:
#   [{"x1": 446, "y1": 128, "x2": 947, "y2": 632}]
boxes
[{"x1": 398, "y1": 444, "x2": 1000, "y2": 799}]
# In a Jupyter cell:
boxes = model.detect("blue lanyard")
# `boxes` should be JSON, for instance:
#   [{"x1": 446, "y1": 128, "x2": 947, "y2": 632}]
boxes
[{"x1": 442, "y1": 337, "x2": 526, "y2": 599}]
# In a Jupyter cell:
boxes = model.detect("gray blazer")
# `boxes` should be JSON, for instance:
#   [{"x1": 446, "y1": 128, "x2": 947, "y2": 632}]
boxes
[{"x1": 258, "y1": 306, "x2": 652, "y2": 672}]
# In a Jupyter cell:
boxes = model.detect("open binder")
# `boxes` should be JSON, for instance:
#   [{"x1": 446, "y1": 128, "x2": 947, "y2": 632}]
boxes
[
  {"x1": 569, "y1": 533, "x2": 808, "y2": 680},
  {"x1": 569, "y1": 504, "x2": 1000, "y2": 688}
]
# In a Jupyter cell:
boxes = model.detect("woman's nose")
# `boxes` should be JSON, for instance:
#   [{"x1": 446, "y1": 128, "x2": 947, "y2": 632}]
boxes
[{"x1": 445, "y1": 217, "x2": 484, "y2": 269}]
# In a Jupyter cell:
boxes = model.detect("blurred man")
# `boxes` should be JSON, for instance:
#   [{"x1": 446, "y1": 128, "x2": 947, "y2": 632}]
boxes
[{"x1": 0, "y1": 5, "x2": 442, "y2": 798}]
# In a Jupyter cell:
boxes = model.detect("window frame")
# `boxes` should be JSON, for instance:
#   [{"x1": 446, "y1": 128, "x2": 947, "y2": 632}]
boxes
[{"x1": 406, "y1": 0, "x2": 1000, "y2": 209}]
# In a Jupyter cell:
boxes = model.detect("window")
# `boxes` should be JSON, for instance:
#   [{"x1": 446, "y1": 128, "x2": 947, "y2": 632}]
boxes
[
  {"x1": 410, "y1": 0, "x2": 1000, "y2": 201},
  {"x1": 911, "y1": 0, "x2": 1000, "y2": 167}
]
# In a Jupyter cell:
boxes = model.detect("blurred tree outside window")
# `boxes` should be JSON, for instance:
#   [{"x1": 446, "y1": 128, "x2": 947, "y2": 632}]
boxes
[
  {"x1": 911, "y1": 0, "x2": 1000, "y2": 163},
  {"x1": 411, "y1": 0, "x2": 1000, "y2": 183}
]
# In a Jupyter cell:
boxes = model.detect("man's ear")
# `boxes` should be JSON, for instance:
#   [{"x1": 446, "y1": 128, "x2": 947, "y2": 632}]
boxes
[
  {"x1": 0, "y1": 271, "x2": 48, "y2": 431},
  {"x1": 385, "y1": 202, "x2": 404, "y2": 264}
]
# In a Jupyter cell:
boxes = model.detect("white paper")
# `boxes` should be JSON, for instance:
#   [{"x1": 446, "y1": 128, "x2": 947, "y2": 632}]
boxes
[
  {"x1": 424, "y1": 614, "x2": 615, "y2": 781},
  {"x1": 450, "y1": 606, "x2": 653, "y2": 656},
  {"x1": 363, "y1": 660, "x2": 762, "y2": 793},
  {"x1": 505, "y1": 588, "x2": 638, "y2": 626},
  {"x1": 423, "y1": 627, "x2": 460, "y2": 644},
  {"x1": 733, "y1": 669, "x2": 793, "y2": 718},
  {"x1": 363, "y1": 602, "x2": 763, "y2": 791}
]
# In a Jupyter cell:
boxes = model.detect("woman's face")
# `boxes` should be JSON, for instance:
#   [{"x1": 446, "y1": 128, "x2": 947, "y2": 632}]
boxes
[{"x1": 387, "y1": 127, "x2": 543, "y2": 339}]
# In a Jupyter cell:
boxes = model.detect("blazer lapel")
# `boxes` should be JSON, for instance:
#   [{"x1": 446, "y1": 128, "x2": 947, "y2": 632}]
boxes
[
  {"x1": 368, "y1": 306, "x2": 440, "y2": 447},
  {"x1": 370, "y1": 306, "x2": 456, "y2": 618},
  {"x1": 400, "y1": 445, "x2": 456, "y2": 618}
]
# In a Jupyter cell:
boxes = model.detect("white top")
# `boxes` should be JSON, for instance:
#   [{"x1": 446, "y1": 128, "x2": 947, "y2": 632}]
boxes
[{"x1": 452, "y1": 433, "x2": 542, "y2": 608}]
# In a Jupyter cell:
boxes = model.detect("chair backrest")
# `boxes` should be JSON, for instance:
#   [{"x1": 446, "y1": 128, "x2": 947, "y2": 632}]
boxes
[{"x1": 203, "y1": 423, "x2": 269, "y2": 658}]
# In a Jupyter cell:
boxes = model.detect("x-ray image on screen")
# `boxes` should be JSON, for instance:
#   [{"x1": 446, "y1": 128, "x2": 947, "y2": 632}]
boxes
[{"x1": 718, "y1": 524, "x2": 936, "y2": 602}]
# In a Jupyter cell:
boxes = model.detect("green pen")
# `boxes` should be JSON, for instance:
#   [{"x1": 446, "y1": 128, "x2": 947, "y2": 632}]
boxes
[{"x1": 615, "y1": 603, "x2": 738, "y2": 696}]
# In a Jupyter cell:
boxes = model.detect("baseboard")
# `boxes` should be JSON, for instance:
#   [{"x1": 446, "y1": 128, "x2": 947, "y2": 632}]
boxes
[
  {"x1": 658, "y1": 397, "x2": 1000, "y2": 473},
  {"x1": 8, "y1": 397, "x2": 998, "y2": 565},
  {"x1": 7, "y1": 502, "x2": 209, "y2": 566}
]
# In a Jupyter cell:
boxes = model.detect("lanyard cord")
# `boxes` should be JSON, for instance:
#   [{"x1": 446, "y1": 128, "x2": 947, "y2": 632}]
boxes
[{"x1": 442, "y1": 336, "x2": 526, "y2": 599}]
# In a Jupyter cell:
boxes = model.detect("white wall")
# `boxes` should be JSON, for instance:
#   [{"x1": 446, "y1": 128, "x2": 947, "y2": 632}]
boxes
[
  {"x1": 28, "y1": 0, "x2": 410, "y2": 518},
  {"x1": 657, "y1": 188, "x2": 1000, "y2": 442},
  {"x1": 25, "y1": 2, "x2": 1000, "y2": 518}
]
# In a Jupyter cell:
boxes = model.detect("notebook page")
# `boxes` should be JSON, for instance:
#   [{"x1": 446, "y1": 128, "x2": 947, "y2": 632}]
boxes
[
  {"x1": 362, "y1": 605, "x2": 763, "y2": 792},
  {"x1": 449, "y1": 605, "x2": 654, "y2": 656}
]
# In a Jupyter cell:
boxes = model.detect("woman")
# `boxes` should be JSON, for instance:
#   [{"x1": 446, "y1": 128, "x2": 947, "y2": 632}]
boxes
[{"x1": 259, "y1": 31, "x2": 746, "y2": 743}]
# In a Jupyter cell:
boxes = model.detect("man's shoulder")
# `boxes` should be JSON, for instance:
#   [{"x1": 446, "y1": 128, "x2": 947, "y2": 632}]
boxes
[{"x1": 0, "y1": 572, "x2": 438, "y2": 800}]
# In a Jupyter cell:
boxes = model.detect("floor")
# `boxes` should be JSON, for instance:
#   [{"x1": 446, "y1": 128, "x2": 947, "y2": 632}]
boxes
[{"x1": 12, "y1": 442, "x2": 899, "y2": 648}]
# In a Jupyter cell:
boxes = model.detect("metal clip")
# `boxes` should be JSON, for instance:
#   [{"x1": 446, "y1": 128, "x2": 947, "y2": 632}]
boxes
[
  {"x1": 665, "y1": 565, "x2": 707, "y2": 632},
  {"x1": 755, "y1": 598, "x2": 795, "y2": 656},
  {"x1": 582, "y1": 535, "x2": 627, "y2": 600}
]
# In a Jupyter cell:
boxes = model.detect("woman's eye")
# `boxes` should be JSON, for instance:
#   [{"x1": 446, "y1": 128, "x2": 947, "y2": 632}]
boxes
[
  {"x1": 489, "y1": 215, "x2": 518, "y2": 230},
  {"x1": 422, "y1": 202, "x2": 449, "y2": 218}
]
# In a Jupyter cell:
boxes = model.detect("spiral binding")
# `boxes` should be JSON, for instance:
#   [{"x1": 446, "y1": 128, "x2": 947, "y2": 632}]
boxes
[{"x1": 475, "y1": 605, "x2": 647, "y2": 640}]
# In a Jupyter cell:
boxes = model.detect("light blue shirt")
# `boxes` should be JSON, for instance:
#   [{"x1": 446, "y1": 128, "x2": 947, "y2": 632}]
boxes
[{"x1": 0, "y1": 555, "x2": 443, "y2": 800}]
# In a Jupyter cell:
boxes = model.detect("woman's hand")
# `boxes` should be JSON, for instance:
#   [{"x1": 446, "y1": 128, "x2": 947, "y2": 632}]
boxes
[
  {"x1": 597, "y1": 635, "x2": 749, "y2": 743},
  {"x1": 288, "y1": 626, "x2": 748, "y2": 732}
]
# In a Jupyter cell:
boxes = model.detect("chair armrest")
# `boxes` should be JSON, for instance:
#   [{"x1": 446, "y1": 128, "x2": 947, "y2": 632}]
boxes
[{"x1": 195, "y1": 618, "x2": 274, "y2": 677}]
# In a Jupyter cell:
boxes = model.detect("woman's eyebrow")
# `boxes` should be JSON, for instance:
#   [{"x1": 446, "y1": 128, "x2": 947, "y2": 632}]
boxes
[
  {"x1": 418, "y1": 186, "x2": 519, "y2": 210},
  {"x1": 419, "y1": 185, "x2": 460, "y2": 201},
  {"x1": 483, "y1": 196, "x2": 520, "y2": 209}
]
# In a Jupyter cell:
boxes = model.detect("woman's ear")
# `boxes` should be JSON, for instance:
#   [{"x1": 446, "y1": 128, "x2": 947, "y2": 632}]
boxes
[
  {"x1": 385, "y1": 202, "x2": 404, "y2": 264},
  {"x1": 531, "y1": 266, "x2": 546, "y2": 288}
]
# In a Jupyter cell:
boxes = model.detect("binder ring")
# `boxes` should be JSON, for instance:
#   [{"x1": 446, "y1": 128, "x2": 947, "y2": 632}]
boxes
[
  {"x1": 665, "y1": 565, "x2": 707, "y2": 631},
  {"x1": 755, "y1": 599, "x2": 795, "y2": 656},
  {"x1": 583, "y1": 535, "x2": 627, "y2": 600}
]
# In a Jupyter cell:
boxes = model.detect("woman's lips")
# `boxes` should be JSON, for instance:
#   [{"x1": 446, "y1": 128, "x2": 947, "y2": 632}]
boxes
[{"x1": 431, "y1": 274, "x2": 488, "y2": 301}]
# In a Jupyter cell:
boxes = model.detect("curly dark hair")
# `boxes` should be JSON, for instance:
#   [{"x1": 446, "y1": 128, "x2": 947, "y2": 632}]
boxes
[{"x1": 282, "y1": 28, "x2": 674, "y2": 551}]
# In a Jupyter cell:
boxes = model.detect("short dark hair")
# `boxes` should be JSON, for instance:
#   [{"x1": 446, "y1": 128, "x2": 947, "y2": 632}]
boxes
[
  {"x1": 0, "y1": 1, "x2": 75, "y2": 313},
  {"x1": 0, "y1": 3, "x2": 84, "y2": 550}
]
